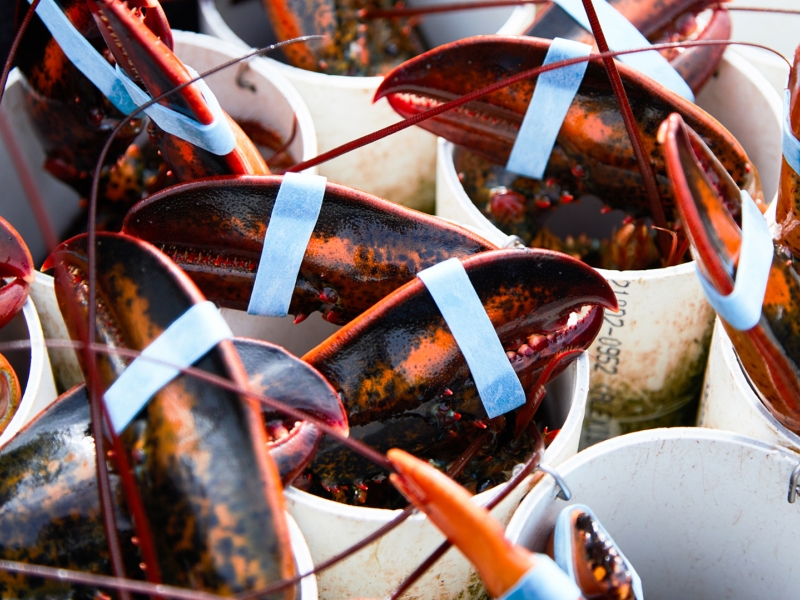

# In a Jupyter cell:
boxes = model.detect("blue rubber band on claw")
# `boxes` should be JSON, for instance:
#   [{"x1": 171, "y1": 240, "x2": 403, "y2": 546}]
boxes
[
  {"x1": 247, "y1": 173, "x2": 328, "y2": 318},
  {"x1": 103, "y1": 301, "x2": 233, "y2": 434},
  {"x1": 506, "y1": 38, "x2": 591, "y2": 181},
  {"x1": 30, "y1": 0, "x2": 137, "y2": 113},
  {"x1": 417, "y1": 258, "x2": 526, "y2": 419},
  {"x1": 499, "y1": 555, "x2": 582, "y2": 600},
  {"x1": 553, "y1": 504, "x2": 643, "y2": 600},
  {"x1": 696, "y1": 190, "x2": 773, "y2": 331},
  {"x1": 550, "y1": 0, "x2": 694, "y2": 101},
  {"x1": 782, "y1": 89, "x2": 800, "y2": 177}
]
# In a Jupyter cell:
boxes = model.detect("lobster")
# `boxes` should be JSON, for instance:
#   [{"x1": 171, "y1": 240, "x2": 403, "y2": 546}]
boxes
[
  {"x1": 0, "y1": 217, "x2": 34, "y2": 437},
  {"x1": 523, "y1": 0, "x2": 731, "y2": 93},
  {"x1": 375, "y1": 35, "x2": 762, "y2": 270},
  {"x1": 388, "y1": 448, "x2": 638, "y2": 600},
  {"x1": 121, "y1": 175, "x2": 495, "y2": 324},
  {"x1": 41, "y1": 232, "x2": 297, "y2": 595},
  {"x1": 660, "y1": 95, "x2": 800, "y2": 433}
]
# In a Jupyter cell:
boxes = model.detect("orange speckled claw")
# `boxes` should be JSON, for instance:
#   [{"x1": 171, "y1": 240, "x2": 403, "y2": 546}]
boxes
[
  {"x1": 661, "y1": 113, "x2": 800, "y2": 433},
  {"x1": 0, "y1": 353, "x2": 21, "y2": 438},
  {"x1": 0, "y1": 217, "x2": 34, "y2": 330},
  {"x1": 375, "y1": 36, "x2": 760, "y2": 221},
  {"x1": 303, "y1": 249, "x2": 616, "y2": 507},
  {"x1": 122, "y1": 175, "x2": 495, "y2": 324},
  {"x1": 44, "y1": 233, "x2": 296, "y2": 596}
]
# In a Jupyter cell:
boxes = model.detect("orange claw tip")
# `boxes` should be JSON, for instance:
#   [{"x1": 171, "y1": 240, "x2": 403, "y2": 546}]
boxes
[{"x1": 387, "y1": 449, "x2": 534, "y2": 598}]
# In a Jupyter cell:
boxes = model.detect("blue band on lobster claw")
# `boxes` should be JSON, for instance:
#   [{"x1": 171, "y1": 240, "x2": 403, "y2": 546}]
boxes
[
  {"x1": 30, "y1": 0, "x2": 237, "y2": 155},
  {"x1": 247, "y1": 173, "x2": 328, "y2": 317},
  {"x1": 417, "y1": 258, "x2": 526, "y2": 419},
  {"x1": 782, "y1": 89, "x2": 800, "y2": 177},
  {"x1": 103, "y1": 301, "x2": 233, "y2": 434},
  {"x1": 553, "y1": 504, "x2": 644, "y2": 600},
  {"x1": 116, "y1": 66, "x2": 237, "y2": 156},
  {"x1": 30, "y1": 0, "x2": 137, "y2": 113},
  {"x1": 550, "y1": 0, "x2": 695, "y2": 101},
  {"x1": 696, "y1": 190, "x2": 773, "y2": 331},
  {"x1": 506, "y1": 38, "x2": 592, "y2": 180},
  {"x1": 499, "y1": 555, "x2": 583, "y2": 600}
]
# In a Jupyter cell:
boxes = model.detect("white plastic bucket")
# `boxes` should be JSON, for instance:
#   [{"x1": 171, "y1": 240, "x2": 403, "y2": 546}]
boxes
[
  {"x1": 729, "y1": 0, "x2": 797, "y2": 93},
  {"x1": 288, "y1": 512, "x2": 319, "y2": 600},
  {"x1": 285, "y1": 353, "x2": 589, "y2": 600},
  {"x1": 506, "y1": 428, "x2": 800, "y2": 599},
  {"x1": 0, "y1": 294, "x2": 58, "y2": 445},
  {"x1": 198, "y1": 0, "x2": 535, "y2": 212},
  {"x1": 436, "y1": 50, "x2": 783, "y2": 447},
  {"x1": 173, "y1": 30, "x2": 317, "y2": 168},
  {"x1": 698, "y1": 318, "x2": 800, "y2": 451}
]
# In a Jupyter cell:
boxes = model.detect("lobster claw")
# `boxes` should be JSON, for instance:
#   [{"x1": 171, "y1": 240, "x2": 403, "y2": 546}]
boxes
[
  {"x1": 375, "y1": 36, "x2": 760, "y2": 218},
  {"x1": 661, "y1": 113, "x2": 800, "y2": 433},
  {"x1": 43, "y1": 233, "x2": 296, "y2": 595},
  {"x1": 0, "y1": 217, "x2": 34, "y2": 330},
  {"x1": 525, "y1": 0, "x2": 731, "y2": 92},
  {"x1": 0, "y1": 353, "x2": 21, "y2": 438},
  {"x1": 238, "y1": 338, "x2": 349, "y2": 485},
  {"x1": 122, "y1": 175, "x2": 495, "y2": 324},
  {"x1": 303, "y1": 249, "x2": 617, "y2": 506},
  {"x1": 85, "y1": 0, "x2": 269, "y2": 179}
]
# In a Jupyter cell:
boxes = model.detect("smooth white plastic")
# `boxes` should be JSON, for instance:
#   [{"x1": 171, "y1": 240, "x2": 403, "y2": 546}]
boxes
[
  {"x1": 0, "y1": 295, "x2": 58, "y2": 446},
  {"x1": 436, "y1": 50, "x2": 783, "y2": 446},
  {"x1": 198, "y1": 0, "x2": 536, "y2": 211},
  {"x1": 506, "y1": 428, "x2": 800, "y2": 599}
]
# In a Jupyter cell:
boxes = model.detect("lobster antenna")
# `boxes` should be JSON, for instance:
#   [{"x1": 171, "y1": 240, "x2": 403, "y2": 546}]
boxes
[
  {"x1": 0, "y1": 0, "x2": 41, "y2": 107},
  {"x1": 359, "y1": 0, "x2": 547, "y2": 19},
  {"x1": 727, "y1": 6, "x2": 800, "y2": 15},
  {"x1": 386, "y1": 426, "x2": 546, "y2": 600},
  {"x1": 579, "y1": 0, "x2": 670, "y2": 261}
]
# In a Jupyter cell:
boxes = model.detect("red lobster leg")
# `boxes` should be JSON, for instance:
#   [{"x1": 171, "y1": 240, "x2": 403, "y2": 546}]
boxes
[
  {"x1": 375, "y1": 36, "x2": 760, "y2": 221},
  {"x1": 302, "y1": 249, "x2": 616, "y2": 506},
  {"x1": 122, "y1": 175, "x2": 495, "y2": 324},
  {"x1": 86, "y1": 0, "x2": 270, "y2": 179},
  {"x1": 661, "y1": 113, "x2": 800, "y2": 433},
  {"x1": 777, "y1": 45, "x2": 800, "y2": 258},
  {"x1": 44, "y1": 233, "x2": 296, "y2": 595},
  {"x1": 524, "y1": 0, "x2": 731, "y2": 92},
  {"x1": 0, "y1": 217, "x2": 34, "y2": 329}
]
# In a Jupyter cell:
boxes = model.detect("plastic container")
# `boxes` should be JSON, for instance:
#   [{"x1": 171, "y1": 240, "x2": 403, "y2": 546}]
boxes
[
  {"x1": 285, "y1": 353, "x2": 589, "y2": 600},
  {"x1": 698, "y1": 318, "x2": 800, "y2": 451},
  {"x1": 506, "y1": 428, "x2": 800, "y2": 599},
  {"x1": 0, "y1": 294, "x2": 58, "y2": 445},
  {"x1": 198, "y1": 0, "x2": 535, "y2": 211},
  {"x1": 436, "y1": 50, "x2": 783, "y2": 447}
]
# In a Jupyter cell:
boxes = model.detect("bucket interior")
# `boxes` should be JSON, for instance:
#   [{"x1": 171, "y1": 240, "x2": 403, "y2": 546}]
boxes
[
  {"x1": 510, "y1": 431, "x2": 800, "y2": 599},
  {"x1": 0, "y1": 310, "x2": 31, "y2": 396}
]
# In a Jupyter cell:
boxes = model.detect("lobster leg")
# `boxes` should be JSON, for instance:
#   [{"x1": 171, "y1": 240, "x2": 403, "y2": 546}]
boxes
[
  {"x1": 122, "y1": 175, "x2": 496, "y2": 324},
  {"x1": 777, "y1": 45, "x2": 800, "y2": 258},
  {"x1": 44, "y1": 233, "x2": 295, "y2": 595},
  {"x1": 661, "y1": 113, "x2": 800, "y2": 433}
]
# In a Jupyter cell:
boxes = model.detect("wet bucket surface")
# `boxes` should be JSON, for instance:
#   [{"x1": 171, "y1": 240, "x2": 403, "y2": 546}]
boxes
[{"x1": 507, "y1": 428, "x2": 800, "y2": 599}]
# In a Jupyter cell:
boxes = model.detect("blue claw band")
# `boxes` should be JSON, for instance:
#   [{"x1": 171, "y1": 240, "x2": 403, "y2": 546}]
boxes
[
  {"x1": 31, "y1": 0, "x2": 236, "y2": 155},
  {"x1": 30, "y1": 0, "x2": 137, "y2": 113},
  {"x1": 696, "y1": 190, "x2": 773, "y2": 331},
  {"x1": 783, "y1": 90, "x2": 800, "y2": 177},
  {"x1": 551, "y1": 0, "x2": 694, "y2": 101},
  {"x1": 247, "y1": 173, "x2": 328, "y2": 317},
  {"x1": 116, "y1": 65, "x2": 237, "y2": 156},
  {"x1": 103, "y1": 301, "x2": 233, "y2": 434},
  {"x1": 506, "y1": 38, "x2": 592, "y2": 180},
  {"x1": 417, "y1": 258, "x2": 526, "y2": 419},
  {"x1": 499, "y1": 555, "x2": 583, "y2": 600},
  {"x1": 553, "y1": 504, "x2": 644, "y2": 600}
]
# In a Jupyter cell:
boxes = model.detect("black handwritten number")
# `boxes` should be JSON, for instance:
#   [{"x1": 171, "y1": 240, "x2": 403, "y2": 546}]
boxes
[
  {"x1": 594, "y1": 361, "x2": 618, "y2": 375},
  {"x1": 616, "y1": 299, "x2": 626, "y2": 308},
  {"x1": 604, "y1": 314, "x2": 624, "y2": 328},
  {"x1": 598, "y1": 346, "x2": 620, "y2": 357},
  {"x1": 609, "y1": 279, "x2": 630, "y2": 288},
  {"x1": 598, "y1": 337, "x2": 621, "y2": 346}
]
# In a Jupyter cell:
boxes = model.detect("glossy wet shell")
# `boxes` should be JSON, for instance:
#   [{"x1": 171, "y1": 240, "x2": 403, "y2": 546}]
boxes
[
  {"x1": 122, "y1": 175, "x2": 496, "y2": 323},
  {"x1": 49, "y1": 234, "x2": 295, "y2": 596}
]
